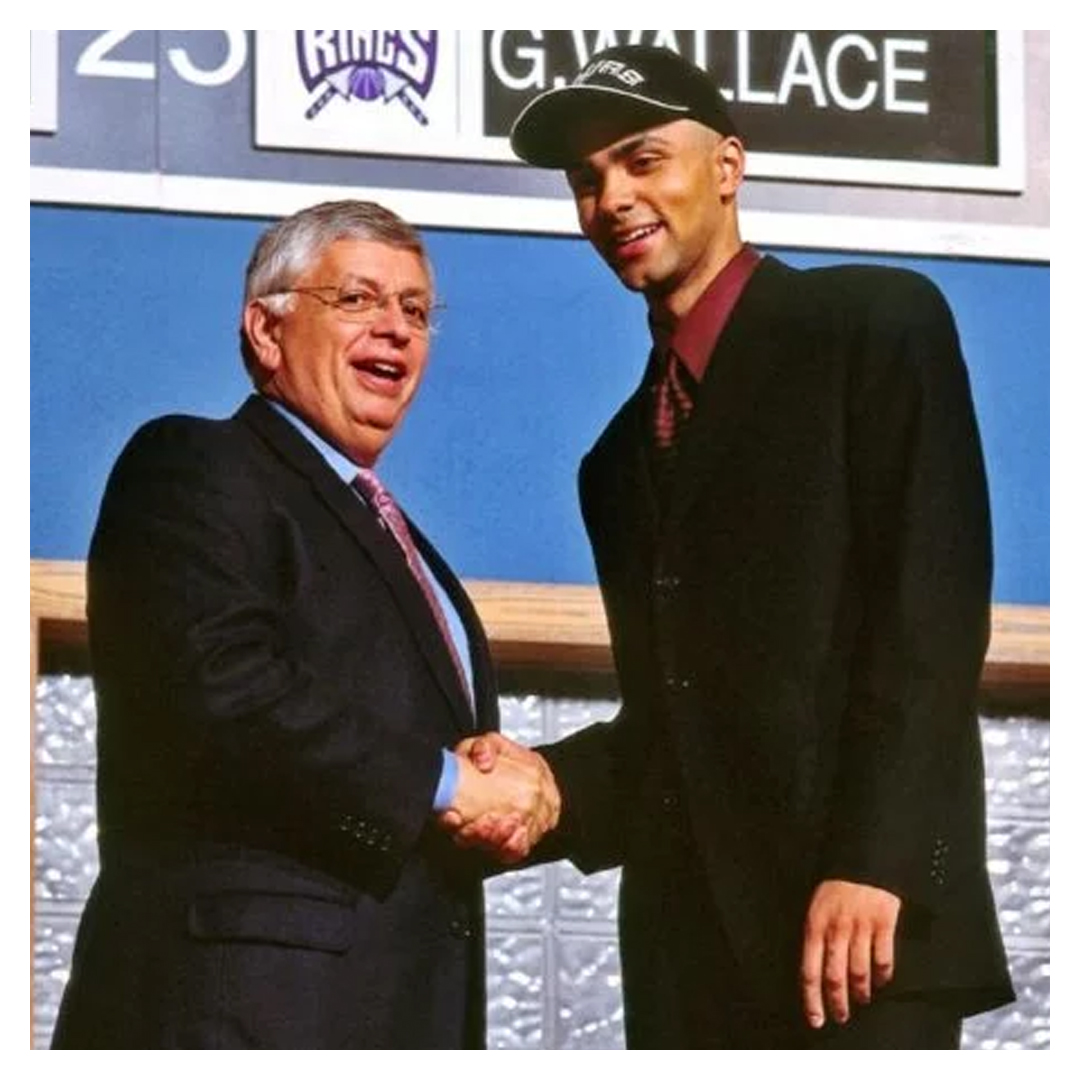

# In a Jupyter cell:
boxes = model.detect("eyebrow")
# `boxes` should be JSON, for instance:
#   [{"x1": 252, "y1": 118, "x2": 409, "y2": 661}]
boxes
[
  {"x1": 567, "y1": 132, "x2": 670, "y2": 177},
  {"x1": 609, "y1": 133, "x2": 667, "y2": 161},
  {"x1": 338, "y1": 274, "x2": 431, "y2": 298}
]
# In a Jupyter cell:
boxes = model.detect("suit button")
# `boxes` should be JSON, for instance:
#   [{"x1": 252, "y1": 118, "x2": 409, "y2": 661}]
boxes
[
  {"x1": 661, "y1": 793, "x2": 680, "y2": 812},
  {"x1": 449, "y1": 918, "x2": 474, "y2": 940}
]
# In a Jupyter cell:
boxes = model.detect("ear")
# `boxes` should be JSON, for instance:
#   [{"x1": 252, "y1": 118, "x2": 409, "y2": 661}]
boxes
[
  {"x1": 242, "y1": 299, "x2": 285, "y2": 377},
  {"x1": 715, "y1": 135, "x2": 746, "y2": 199}
]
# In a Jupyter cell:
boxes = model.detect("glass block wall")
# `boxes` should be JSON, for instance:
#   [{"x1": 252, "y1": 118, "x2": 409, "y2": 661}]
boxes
[{"x1": 33, "y1": 677, "x2": 1049, "y2": 1049}]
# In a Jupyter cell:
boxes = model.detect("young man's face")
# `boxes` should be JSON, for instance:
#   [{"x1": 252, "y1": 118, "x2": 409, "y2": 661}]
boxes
[{"x1": 566, "y1": 119, "x2": 743, "y2": 318}]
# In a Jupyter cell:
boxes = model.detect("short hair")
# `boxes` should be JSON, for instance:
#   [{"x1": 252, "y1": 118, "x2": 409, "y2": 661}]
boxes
[{"x1": 239, "y1": 200, "x2": 432, "y2": 377}]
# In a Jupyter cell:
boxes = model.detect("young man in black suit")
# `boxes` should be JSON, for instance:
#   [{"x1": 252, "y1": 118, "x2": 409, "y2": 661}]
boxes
[
  {"x1": 51, "y1": 199, "x2": 559, "y2": 1049},
  {"x1": 459, "y1": 45, "x2": 1014, "y2": 1049}
]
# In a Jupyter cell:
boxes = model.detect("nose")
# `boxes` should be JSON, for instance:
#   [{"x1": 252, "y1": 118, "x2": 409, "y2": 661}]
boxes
[
  {"x1": 368, "y1": 295, "x2": 412, "y2": 342},
  {"x1": 596, "y1": 168, "x2": 635, "y2": 218}
]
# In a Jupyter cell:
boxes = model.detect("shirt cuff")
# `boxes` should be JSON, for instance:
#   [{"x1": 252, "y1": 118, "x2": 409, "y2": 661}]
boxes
[{"x1": 432, "y1": 748, "x2": 460, "y2": 812}]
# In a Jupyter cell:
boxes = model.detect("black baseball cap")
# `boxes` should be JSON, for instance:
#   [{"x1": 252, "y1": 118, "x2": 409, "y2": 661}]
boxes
[{"x1": 510, "y1": 44, "x2": 739, "y2": 168}]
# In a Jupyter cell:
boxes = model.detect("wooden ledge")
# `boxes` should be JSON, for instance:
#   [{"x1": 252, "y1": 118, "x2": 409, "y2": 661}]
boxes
[
  {"x1": 30, "y1": 558, "x2": 87, "y2": 622},
  {"x1": 980, "y1": 603, "x2": 1050, "y2": 707},
  {"x1": 462, "y1": 579, "x2": 612, "y2": 674},
  {"x1": 30, "y1": 560, "x2": 1049, "y2": 708}
]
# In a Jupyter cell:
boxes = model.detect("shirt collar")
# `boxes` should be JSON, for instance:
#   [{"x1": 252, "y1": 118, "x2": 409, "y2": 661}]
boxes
[
  {"x1": 649, "y1": 244, "x2": 762, "y2": 383},
  {"x1": 265, "y1": 397, "x2": 358, "y2": 483}
]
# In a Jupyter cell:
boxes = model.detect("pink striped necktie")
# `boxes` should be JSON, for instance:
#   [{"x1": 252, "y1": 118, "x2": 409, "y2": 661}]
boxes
[
  {"x1": 654, "y1": 347, "x2": 697, "y2": 450},
  {"x1": 353, "y1": 469, "x2": 471, "y2": 703}
]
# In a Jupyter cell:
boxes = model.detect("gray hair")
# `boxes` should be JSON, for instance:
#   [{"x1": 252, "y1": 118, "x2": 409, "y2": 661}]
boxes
[{"x1": 240, "y1": 200, "x2": 432, "y2": 375}]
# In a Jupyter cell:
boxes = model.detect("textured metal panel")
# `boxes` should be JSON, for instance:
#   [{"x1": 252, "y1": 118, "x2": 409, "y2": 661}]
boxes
[
  {"x1": 35, "y1": 675, "x2": 97, "y2": 768},
  {"x1": 33, "y1": 779, "x2": 99, "y2": 902},
  {"x1": 485, "y1": 931, "x2": 546, "y2": 1049},
  {"x1": 33, "y1": 909, "x2": 80, "y2": 1037},
  {"x1": 554, "y1": 935, "x2": 625, "y2": 1049},
  {"x1": 499, "y1": 693, "x2": 545, "y2": 746},
  {"x1": 982, "y1": 716, "x2": 1051, "y2": 818},
  {"x1": 557, "y1": 864, "x2": 620, "y2": 924},
  {"x1": 485, "y1": 865, "x2": 547, "y2": 920},
  {"x1": 33, "y1": 678, "x2": 1050, "y2": 1049},
  {"x1": 986, "y1": 819, "x2": 1052, "y2": 941},
  {"x1": 548, "y1": 697, "x2": 619, "y2": 740}
]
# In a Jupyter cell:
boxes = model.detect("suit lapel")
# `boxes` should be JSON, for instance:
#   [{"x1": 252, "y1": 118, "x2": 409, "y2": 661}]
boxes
[
  {"x1": 663, "y1": 257, "x2": 791, "y2": 538},
  {"x1": 237, "y1": 396, "x2": 477, "y2": 732},
  {"x1": 581, "y1": 383, "x2": 664, "y2": 611},
  {"x1": 413, "y1": 527, "x2": 499, "y2": 733}
]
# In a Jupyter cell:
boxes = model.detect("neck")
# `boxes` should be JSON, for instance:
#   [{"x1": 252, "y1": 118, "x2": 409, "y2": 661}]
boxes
[{"x1": 647, "y1": 238, "x2": 744, "y2": 323}]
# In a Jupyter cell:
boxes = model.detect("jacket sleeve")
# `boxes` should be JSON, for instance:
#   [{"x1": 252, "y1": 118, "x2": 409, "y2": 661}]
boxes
[
  {"x1": 819, "y1": 271, "x2": 993, "y2": 912},
  {"x1": 525, "y1": 453, "x2": 639, "y2": 874},
  {"x1": 529, "y1": 711, "x2": 629, "y2": 873}
]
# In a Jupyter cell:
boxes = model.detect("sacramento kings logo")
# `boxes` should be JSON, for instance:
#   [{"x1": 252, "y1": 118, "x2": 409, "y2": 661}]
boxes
[{"x1": 296, "y1": 31, "x2": 437, "y2": 126}]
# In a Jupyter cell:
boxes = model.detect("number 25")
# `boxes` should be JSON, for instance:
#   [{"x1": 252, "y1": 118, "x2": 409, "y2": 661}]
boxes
[{"x1": 76, "y1": 30, "x2": 247, "y2": 87}]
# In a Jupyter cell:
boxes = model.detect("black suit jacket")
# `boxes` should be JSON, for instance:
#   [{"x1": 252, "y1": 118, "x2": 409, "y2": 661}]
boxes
[
  {"x1": 542, "y1": 257, "x2": 1014, "y2": 1032},
  {"x1": 52, "y1": 395, "x2": 497, "y2": 1048}
]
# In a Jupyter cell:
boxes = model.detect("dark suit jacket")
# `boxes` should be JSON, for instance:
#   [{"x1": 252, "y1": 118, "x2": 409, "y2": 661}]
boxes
[
  {"x1": 541, "y1": 257, "x2": 1014, "y2": 1036},
  {"x1": 51, "y1": 395, "x2": 497, "y2": 1048}
]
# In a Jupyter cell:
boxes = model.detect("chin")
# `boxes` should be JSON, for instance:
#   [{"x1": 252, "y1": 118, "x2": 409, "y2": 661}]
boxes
[{"x1": 613, "y1": 267, "x2": 650, "y2": 293}]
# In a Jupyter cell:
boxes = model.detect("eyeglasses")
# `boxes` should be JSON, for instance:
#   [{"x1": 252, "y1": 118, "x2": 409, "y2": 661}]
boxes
[{"x1": 267, "y1": 284, "x2": 443, "y2": 334}]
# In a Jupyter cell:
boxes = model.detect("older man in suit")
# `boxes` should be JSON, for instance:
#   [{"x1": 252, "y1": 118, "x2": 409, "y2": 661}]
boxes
[
  {"x1": 459, "y1": 45, "x2": 1014, "y2": 1048},
  {"x1": 50, "y1": 199, "x2": 558, "y2": 1049}
]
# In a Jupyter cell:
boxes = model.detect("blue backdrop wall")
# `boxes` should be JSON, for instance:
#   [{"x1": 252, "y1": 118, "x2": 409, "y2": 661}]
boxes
[{"x1": 30, "y1": 205, "x2": 1049, "y2": 604}]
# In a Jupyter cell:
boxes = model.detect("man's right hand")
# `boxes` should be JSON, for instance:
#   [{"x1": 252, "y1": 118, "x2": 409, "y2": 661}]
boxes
[{"x1": 436, "y1": 734, "x2": 560, "y2": 864}]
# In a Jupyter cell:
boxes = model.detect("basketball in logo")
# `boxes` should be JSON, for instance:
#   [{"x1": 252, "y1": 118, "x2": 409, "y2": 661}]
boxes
[{"x1": 350, "y1": 64, "x2": 384, "y2": 102}]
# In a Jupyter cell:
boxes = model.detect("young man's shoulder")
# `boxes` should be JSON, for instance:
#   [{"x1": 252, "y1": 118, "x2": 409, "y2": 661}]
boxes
[{"x1": 780, "y1": 259, "x2": 950, "y2": 319}]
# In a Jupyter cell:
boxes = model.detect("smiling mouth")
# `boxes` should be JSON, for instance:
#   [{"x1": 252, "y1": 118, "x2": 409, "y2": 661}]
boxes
[
  {"x1": 610, "y1": 223, "x2": 662, "y2": 257},
  {"x1": 354, "y1": 359, "x2": 406, "y2": 382}
]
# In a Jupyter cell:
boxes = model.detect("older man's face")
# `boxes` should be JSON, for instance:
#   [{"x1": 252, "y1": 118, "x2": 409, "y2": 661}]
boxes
[{"x1": 253, "y1": 238, "x2": 433, "y2": 466}]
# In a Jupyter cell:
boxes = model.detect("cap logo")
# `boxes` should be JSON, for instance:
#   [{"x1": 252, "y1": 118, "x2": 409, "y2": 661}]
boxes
[{"x1": 576, "y1": 58, "x2": 646, "y2": 88}]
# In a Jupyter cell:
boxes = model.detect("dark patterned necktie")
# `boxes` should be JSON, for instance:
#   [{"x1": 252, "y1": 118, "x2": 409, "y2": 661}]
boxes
[
  {"x1": 654, "y1": 347, "x2": 697, "y2": 450},
  {"x1": 353, "y1": 469, "x2": 471, "y2": 703}
]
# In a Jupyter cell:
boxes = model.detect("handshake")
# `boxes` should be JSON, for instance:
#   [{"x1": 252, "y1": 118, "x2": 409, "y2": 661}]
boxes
[{"x1": 437, "y1": 734, "x2": 561, "y2": 865}]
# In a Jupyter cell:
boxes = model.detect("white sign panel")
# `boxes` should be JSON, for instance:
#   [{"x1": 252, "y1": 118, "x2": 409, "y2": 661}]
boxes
[
  {"x1": 254, "y1": 30, "x2": 1025, "y2": 192},
  {"x1": 30, "y1": 30, "x2": 58, "y2": 134},
  {"x1": 255, "y1": 31, "x2": 504, "y2": 163}
]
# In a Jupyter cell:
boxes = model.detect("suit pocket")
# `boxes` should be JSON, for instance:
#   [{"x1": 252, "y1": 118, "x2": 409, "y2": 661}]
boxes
[{"x1": 187, "y1": 891, "x2": 354, "y2": 954}]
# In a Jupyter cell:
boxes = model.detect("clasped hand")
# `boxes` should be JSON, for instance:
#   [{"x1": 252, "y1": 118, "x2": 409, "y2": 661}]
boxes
[{"x1": 437, "y1": 734, "x2": 560, "y2": 865}]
